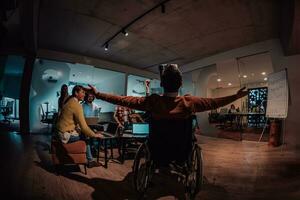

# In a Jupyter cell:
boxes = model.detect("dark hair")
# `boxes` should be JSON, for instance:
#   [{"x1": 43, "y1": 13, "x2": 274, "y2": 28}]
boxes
[
  {"x1": 160, "y1": 64, "x2": 182, "y2": 92},
  {"x1": 84, "y1": 93, "x2": 95, "y2": 102},
  {"x1": 60, "y1": 84, "x2": 68, "y2": 95},
  {"x1": 64, "y1": 85, "x2": 84, "y2": 104},
  {"x1": 72, "y1": 85, "x2": 84, "y2": 96},
  {"x1": 58, "y1": 84, "x2": 68, "y2": 109}
]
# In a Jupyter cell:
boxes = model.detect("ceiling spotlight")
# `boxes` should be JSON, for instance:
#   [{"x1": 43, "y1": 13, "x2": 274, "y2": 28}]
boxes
[
  {"x1": 161, "y1": 4, "x2": 166, "y2": 13},
  {"x1": 243, "y1": 75, "x2": 247, "y2": 78},
  {"x1": 104, "y1": 43, "x2": 109, "y2": 51},
  {"x1": 261, "y1": 72, "x2": 266, "y2": 75},
  {"x1": 122, "y1": 29, "x2": 129, "y2": 36},
  {"x1": 217, "y1": 78, "x2": 221, "y2": 82},
  {"x1": 228, "y1": 83, "x2": 232, "y2": 86},
  {"x1": 264, "y1": 77, "x2": 268, "y2": 81}
]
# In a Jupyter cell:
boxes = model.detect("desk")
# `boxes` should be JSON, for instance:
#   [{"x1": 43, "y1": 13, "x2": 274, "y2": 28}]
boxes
[
  {"x1": 220, "y1": 112, "x2": 265, "y2": 140},
  {"x1": 88, "y1": 123, "x2": 117, "y2": 168},
  {"x1": 221, "y1": 113, "x2": 265, "y2": 128},
  {"x1": 94, "y1": 130, "x2": 148, "y2": 167},
  {"x1": 119, "y1": 132, "x2": 147, "y2": 163},
  {"x1": 95, "y1": 134, "x2": 116, "y2": 168}
]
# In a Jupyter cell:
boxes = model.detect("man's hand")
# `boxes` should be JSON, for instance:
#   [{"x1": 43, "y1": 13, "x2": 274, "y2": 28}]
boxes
[
  {"x1": 94, "y1": 132, "x2": 104, "y2": 139},
  {"x1": 236, "y1": 87, "x2": 248, "y2": 98},
  {"x1": 145, "y1": 79, "x2": 150, "y2": 87},
  {"x1": 145, "y1": 79, "x2": 150, "y2": 95},
  {"x1": 118, "y1": 124, "x2": 124, "y2": 129},
  {"x1": 83, "y1": 84, "x2": 98, "y2": 95}
]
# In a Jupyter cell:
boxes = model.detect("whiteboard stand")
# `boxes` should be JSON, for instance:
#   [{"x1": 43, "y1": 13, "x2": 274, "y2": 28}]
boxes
[
  {"x1": 266, "y1": 69, "x2": 288, "y2": 119},
  {"x1": 280, "y1": 119, "x2": 286, "y2": 154},
  {"x1": 264, "y1": 69, "x2": 289, "y2": 148},
  {"x1": 258, "y1": 117, "x2": 269, "y2": 143}
]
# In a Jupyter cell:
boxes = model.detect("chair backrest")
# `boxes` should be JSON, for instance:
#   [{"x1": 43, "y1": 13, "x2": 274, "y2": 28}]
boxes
[
  {"x1": 219, "y1": 108, "x2": 228, "y2": 114},
  {"x1": 40, "y1": 104, "x2": 45, "y2": 120},
  {"x1": 148, "y1": 116, "x2": 193, "y2": 165},
  {"x1": 5, "y1": 101, "x2": 14, "y2": 114}
]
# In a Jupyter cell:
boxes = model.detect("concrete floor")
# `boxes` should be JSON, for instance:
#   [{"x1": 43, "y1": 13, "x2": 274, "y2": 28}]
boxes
[{"x1": 0, "y1": 131, "x2": 299, "y2": 200}]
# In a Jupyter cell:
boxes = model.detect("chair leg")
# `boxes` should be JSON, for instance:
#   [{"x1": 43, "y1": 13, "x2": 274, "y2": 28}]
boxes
[
  {"x1": 84, "y1": 164, "x2": 87, "y2": 175},
  {"x1": 54, "y1": 164, "x2": 60, "y2": 176},
  {"x1": 110, "y1": 138, "x2": 114, "y2": 159}
]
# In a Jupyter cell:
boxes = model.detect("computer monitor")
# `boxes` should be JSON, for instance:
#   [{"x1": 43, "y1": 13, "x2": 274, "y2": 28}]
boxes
[{"x1": 132, "y1": 123, "x2": 149, "y2": 136}]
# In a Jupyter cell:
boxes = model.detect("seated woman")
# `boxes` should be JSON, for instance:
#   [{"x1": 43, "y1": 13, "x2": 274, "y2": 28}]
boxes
[
  {"x1": 55, "y1": 85, "x2": 103, "y2": 168},
  {"x1": 129, "y1": 109, "x2": 144, "y2": 123},
  {"x1": 114, "y1": 105, "x2": 131, "y2": 130},
  {"x1": 228, "y1": 104, "x2": 237, "y2": 114},
  {"x1": 228, "y1": 104, "x2": 238, "y2": 127}
]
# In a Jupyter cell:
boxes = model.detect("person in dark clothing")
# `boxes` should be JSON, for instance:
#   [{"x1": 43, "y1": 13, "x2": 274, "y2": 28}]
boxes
[
  {"x1": 58, "y1": 84, "x2": 69, "y2": 113},
  {"x1": 85, "y1": 64, "x2": 248, "y2": 119}
]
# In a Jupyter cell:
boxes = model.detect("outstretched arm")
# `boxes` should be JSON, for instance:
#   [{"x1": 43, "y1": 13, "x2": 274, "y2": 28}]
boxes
[
  {"x1": 192, "y1": 87, "x2": 248, "y2": 112},
  {"x1": 85, "y1": 85, "x2": 151, "y2": 111},
  {"x1": 145, "y1": 79, "x2": 150, "y2": 96}
]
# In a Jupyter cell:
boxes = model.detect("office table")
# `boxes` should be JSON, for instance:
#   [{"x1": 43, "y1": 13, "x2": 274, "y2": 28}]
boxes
[
  {"x1": 220, "y1": 112, "x2": 265, "y2": 140},
  {"x1": 118, "y1": 132, "x2": 148, "y2": 163},
  {"x1": 94, "y1": 129, "x2": 148, "y2": 167},
  {"x1": 95, "y1": 133, "x2": 116, "y2": 168}
]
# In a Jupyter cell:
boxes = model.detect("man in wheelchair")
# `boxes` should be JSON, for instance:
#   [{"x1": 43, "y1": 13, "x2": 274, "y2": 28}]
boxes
[{"x1": 85, "y1": 64, "x2": 248, "y2": 199}]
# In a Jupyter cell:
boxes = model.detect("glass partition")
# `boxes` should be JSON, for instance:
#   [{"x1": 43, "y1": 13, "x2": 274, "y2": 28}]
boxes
[
  {"x1": 127, "y1": 75, "x2": 148, "y2": 97},
  {"x1": 0, "y1": 55, "x2": 25, "y2": 131},
  {"x1": 181, "y1": 71, "x2": 195, "y2": 96},
  {"x1": 29, "y1": 59, "x2": 125, "y2": 133},
  {"x1": 189, "y1": 52, "x2": 274, "y2": 140},
  {"x1": 127, "y1": 75, "x2": 162, "y2": 96}
]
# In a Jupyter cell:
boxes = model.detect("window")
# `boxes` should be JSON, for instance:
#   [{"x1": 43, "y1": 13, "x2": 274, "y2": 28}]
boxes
[{"x1": 248, "y1": 87, "x2": 268, "y2": 127}]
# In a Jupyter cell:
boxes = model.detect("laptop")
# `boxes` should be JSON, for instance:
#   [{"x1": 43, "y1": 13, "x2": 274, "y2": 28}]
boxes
[
  {"x1": 132, "y1": 123, "x2": 149, "y2": 137},
  {"x1": 102, "y1": 122, "x2": 118, "y2": 137}
]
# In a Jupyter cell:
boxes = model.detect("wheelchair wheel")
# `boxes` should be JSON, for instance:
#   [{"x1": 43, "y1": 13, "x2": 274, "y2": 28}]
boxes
[
  {"x1": 133, "y1": 142, "x2": 152, "y2": 194},
  {"x1": 185, "y1": 145, "x2": 203, "y2": 199}
]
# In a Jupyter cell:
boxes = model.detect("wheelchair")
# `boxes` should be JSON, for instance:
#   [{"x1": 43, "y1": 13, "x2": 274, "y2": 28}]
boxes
[{"x1": 132, "y1": 116, "x2": 203, "y2": 199}]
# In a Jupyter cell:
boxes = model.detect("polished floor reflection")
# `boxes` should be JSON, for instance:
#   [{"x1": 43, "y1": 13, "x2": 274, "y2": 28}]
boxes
[{"x1": 0, "y1": 131, "x2": 299, "y2": 200}]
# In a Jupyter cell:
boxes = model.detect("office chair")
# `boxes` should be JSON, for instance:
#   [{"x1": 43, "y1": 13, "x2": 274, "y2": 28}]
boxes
[
  {"x1": 1, "y1": 101, "x2": 14, "y2": 124},
  {"x1": 40, "y1": 103, "x2": 54, "y2": 125}
]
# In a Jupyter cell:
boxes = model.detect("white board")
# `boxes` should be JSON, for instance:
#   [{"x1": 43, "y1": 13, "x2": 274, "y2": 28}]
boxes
[{"x1": 266, "y1": 70, "x2": 288, "y2": 118}]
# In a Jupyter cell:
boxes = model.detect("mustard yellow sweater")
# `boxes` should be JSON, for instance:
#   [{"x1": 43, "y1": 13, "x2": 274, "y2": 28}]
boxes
[{"x1": 56, "y1": 97, "x2": 96, "y2": 137}]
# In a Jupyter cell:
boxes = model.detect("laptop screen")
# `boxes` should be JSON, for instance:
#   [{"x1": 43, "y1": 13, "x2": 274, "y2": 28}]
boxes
[
  {"x1": 106, "y1": 122, "x2": 118, "y2": 135},
  {"x1": 132, "y1": 123, "x2": 149, "y2": 136}
]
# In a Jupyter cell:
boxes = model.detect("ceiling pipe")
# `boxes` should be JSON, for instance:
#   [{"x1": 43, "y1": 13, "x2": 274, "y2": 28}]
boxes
[{"x1": 101, "y1": 0, "x2": 171, "y2": 50}]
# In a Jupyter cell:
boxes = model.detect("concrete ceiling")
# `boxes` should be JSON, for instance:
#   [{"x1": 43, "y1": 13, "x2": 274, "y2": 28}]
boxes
[
  {"x1": 5, "y1": 0, "x2": 300, "y2": 74},
  {"x1": 37, "y1": 0, "x2": 280, "y2": 73}
]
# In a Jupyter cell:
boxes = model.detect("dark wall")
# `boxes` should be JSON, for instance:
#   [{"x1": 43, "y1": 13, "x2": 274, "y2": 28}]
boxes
[{"x1": 3, "y1": 74, "x2": 22, "y2": 99}]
